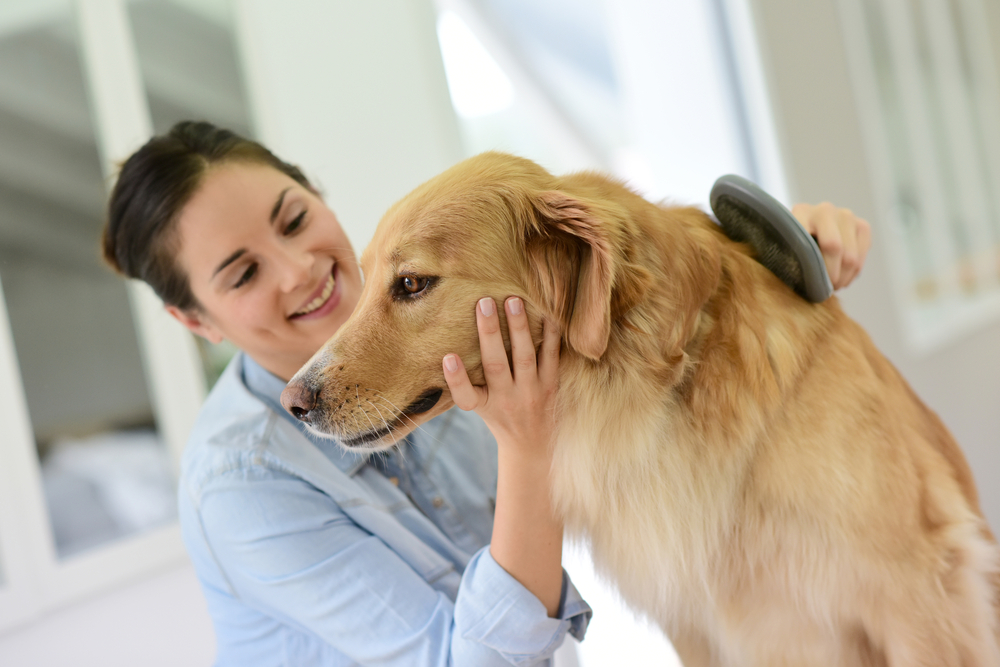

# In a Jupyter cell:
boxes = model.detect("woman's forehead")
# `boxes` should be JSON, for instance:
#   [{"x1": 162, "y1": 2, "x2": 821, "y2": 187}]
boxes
[{"x1": 192, "y1": 162, "x2": 294, "y2": 211}]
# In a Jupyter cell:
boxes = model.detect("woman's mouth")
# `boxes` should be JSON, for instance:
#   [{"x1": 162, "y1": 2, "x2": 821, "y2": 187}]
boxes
[{"x1": 291, "y1": 265, "x2": 340, "y2": 320}]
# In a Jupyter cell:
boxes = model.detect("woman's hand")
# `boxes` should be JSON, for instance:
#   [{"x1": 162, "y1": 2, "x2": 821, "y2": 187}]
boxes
[
  {"x1": 442, "y1": 296, "x2": 561, "y2": 458},
  {"x1": 792, "y1": 202, "x2": 872, "y2": 290},
  {"x1": 442, "y1": 296, "x2": 564, "y2": 617}
]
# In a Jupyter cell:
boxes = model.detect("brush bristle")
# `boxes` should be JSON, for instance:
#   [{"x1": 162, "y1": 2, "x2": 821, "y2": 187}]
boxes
[{"x1": 714, "y1": 195, "x2": 806, "y2": 298}]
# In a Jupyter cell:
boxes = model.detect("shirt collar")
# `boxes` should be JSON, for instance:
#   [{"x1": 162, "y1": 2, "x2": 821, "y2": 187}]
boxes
[{"x1": 240, "y1": 353, "x2": 369, "y2": 476}]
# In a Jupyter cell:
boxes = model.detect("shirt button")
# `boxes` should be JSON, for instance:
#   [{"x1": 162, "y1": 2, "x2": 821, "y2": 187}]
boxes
[
  {"x1": 389, "y1": 476, "x2": 399, "y2": 486},
  {"x1": 431, "y1": 496, "x2": 444, "y2": 509}
]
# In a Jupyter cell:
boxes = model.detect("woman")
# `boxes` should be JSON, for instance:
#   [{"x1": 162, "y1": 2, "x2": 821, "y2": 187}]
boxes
[{"x1": 103, "y1": 122, "x2": 870, "y2": 666}]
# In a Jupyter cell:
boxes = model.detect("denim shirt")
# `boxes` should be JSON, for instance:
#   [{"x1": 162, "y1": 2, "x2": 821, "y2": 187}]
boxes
[{"x1": 178, "y1": 353, "x2": 591, "y2": 666}]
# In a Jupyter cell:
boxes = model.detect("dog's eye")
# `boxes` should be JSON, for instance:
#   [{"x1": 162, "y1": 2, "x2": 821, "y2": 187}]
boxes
[
  {"x1": 402, "y1": 276, "x2": 426, "y2": 293},
  {"x1": 392, "y1": 275, "x2": 438, "y2": 300}
]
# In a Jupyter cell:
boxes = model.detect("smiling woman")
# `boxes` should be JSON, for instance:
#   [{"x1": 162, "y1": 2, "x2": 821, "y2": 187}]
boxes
[
  {"x1": 165, "y1": 163, "x2": 361, "y2": 380},
  {"x1": 100, "y1": 120, "x2": 593, "y2": 667}
]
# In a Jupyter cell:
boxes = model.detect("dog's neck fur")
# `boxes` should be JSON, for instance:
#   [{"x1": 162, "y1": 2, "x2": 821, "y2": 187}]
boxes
[
  {"x1": 568, "y1": 202, "x2": 832, "y2": 436},
  {"x1": 549, "y1": 199, "x2": 836, "y2": 573}
]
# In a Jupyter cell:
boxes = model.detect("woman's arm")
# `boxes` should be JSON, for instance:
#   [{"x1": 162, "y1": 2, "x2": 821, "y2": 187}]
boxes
[
  {"x1": 442, "y1": 296, "x2": 564, "y2": 617},
  {"x1": 189, "y1": 466, "x2": 583, "y2": 666}
]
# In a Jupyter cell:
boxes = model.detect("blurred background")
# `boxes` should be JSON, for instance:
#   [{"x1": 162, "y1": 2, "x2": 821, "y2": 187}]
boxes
[{"x1": 0, "y1": 0, "x2": 996, "y2": 665}]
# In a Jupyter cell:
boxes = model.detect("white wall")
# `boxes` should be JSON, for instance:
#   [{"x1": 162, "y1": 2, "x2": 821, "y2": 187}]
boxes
[{"x1": 234, "y1": 0, "x2": 465, "y2": 254}]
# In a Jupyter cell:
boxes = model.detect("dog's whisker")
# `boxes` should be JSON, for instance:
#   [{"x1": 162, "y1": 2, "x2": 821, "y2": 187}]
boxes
[
  {"x1": 365, "y1": 398, "x2": 399, "y2": 448},
  {"x1": 347, "y1": 410, "x2": 366, "y2": 443},
  {"x1": 355, "y1": 385, "x2": 384, "y2": 442}
]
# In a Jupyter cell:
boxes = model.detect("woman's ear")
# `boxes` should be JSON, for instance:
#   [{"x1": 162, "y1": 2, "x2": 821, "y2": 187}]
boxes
[{"x1": 165, "y1": 305, "x2": 224, "y2": 344}]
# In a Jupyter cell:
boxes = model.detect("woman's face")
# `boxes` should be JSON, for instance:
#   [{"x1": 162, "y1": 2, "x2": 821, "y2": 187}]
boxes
[{"x1": 168, "y1": 161, "x2": 362, "y2": 380}]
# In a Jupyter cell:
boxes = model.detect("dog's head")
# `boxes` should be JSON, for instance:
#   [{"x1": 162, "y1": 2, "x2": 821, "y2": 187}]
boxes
[{"x1": 280, "y1": 152, "x2": 696, "y2": 450}]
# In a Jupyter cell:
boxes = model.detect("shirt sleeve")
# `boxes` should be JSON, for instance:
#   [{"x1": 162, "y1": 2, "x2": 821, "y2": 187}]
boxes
[{"x1": 195, "y1": 468, "x2": 590, "y2": 666}]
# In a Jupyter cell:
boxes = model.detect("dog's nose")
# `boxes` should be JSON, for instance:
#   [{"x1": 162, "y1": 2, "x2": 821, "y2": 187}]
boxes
[{"x1": 281, "y1": 380, "x2": 319, "y2": 423}]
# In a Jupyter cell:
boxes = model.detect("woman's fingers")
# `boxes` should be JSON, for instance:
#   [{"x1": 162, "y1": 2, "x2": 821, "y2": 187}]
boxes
[
  {"x1": 446, "y1": 295, "x2": 562, "y2": 450},
  {"x1": 821, "y1": 209, "x2": 855, "y2": 289},
  {"x1": 835, "y1": 209, "x2": 861, "y2": 288},
  {"x1": 812, "y1": 206, "x2": 845, "y2": 287},
  {"x1": 442, "y1": 353, "x2": 486, "y2": 411},
  {"x1": 505, "y1": 297, "x2": 537, "y2": 381},
  {"x1": 447, "y1": 295, "x2": 560, "y2": 417},
  {"x1": 476, "y1": 297, "x2": 514, "y2": 393},
  {"x1": 842, "y1": 211, "x2": 871, "y2": 286}
]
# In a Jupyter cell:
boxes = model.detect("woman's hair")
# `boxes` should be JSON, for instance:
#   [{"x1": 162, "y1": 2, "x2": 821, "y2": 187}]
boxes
[{"x1": 102, "y1": 120, "x2": 312, "y2": 311}]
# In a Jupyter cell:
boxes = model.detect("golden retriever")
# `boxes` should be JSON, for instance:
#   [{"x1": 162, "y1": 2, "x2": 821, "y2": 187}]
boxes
[{"x1": 284, "y1": 152, "x2": 1000, "y2": 666}]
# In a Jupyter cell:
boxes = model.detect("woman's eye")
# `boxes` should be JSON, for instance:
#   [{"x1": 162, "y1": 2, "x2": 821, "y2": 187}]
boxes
[
  {"x1": 234, "y1": 263, "x2": 257, "y2": 289},
  {"x1": 284, "y1": 210, "x2": 306, "y2": 235}
]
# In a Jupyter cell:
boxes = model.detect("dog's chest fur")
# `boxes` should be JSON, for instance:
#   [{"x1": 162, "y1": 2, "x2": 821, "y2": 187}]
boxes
[
  {"x1": 548, "y1": 353, "x2": 873, "y2": 665},
  {"x1": 550, "y1": 357, "x2": 745, "y2": 630},
  {"x1": 543, "y1": 251, "x2": 878, "y2": 663}
]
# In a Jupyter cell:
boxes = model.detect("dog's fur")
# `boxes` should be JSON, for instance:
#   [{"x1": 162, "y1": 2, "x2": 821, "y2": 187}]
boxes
[{"x1": 289, "y1": 153, "x2": 1000, "y2": 666}]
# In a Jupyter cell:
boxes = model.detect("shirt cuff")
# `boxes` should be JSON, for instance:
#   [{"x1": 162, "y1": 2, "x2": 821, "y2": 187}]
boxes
[{"x1": 454, "y1": 546, "x2": 592, "y2": 665}]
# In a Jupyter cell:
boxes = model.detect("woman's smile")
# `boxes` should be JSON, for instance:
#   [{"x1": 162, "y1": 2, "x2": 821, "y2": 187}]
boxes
[{"x1": 291, "y1": 263, "x2": 341, "y2": 320}]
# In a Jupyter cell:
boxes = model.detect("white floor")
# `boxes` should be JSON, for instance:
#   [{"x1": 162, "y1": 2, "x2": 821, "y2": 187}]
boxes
[{"x1": 0, "y1": 562, "x2": 216, "y2": 667}]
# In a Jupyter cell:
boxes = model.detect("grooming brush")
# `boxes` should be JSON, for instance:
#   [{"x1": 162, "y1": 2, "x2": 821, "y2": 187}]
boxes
[{"x1": 710, "y1": 174, "x2": 834, "y2": 303}]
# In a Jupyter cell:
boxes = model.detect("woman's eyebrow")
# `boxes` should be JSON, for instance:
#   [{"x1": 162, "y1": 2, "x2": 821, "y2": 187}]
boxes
[
  {"x1": 213, "y1": 248, "x2": 246, "y2": 277},
  {"x1": 270, "y1": 187, "x2": 292, "y2": 224}
]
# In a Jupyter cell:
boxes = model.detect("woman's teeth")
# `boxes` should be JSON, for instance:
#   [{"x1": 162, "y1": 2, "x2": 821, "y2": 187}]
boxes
[{"x1": 295, "y1": 272, "x2": 336, "y2": 316}]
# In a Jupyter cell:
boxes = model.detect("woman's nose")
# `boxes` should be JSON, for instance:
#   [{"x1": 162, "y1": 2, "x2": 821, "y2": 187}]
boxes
[{"x1": 277, "y1": 247, "x2": 314, "y2": 293}]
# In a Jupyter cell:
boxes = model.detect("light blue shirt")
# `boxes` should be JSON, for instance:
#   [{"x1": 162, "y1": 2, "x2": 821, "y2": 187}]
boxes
[{"x1": 178, "y1": 353, "x2": 591, "y2": 666}]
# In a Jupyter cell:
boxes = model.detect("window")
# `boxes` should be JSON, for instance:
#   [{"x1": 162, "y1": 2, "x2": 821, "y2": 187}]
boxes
[
  {"x1": 839, "y1": 0, "x2": 1000, "y2": 351},
  {"x1": 0, "y1": 0, "x2": 224, "y2": 632}
]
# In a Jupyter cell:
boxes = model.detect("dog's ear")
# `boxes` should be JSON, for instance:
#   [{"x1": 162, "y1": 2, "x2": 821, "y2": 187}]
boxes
[{"x1": 526, "y1": 191, "x2": 616, "y2": 360}]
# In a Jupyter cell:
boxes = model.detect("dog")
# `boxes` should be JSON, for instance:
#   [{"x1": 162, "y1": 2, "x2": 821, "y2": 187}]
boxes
[{"x1": 282, "y1": 152, "x2": 1000, "y2": 665}]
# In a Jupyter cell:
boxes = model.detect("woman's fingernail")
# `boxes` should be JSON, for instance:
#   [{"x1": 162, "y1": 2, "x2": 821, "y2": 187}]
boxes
[
  {"x1": 507, "y1": 297, "x2": 522, "y2": 315},
  {"x1": 479, "y1": 297, "x2": 494, "y2": 317},
  {"x1": 444, "y1": 354, "x2": 458, "y2": 373}
]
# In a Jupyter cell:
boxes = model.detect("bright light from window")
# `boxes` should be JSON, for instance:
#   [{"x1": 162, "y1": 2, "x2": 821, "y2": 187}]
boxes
[{"x1": 436, "y1": 11, "x2": 514, "y2": 118}]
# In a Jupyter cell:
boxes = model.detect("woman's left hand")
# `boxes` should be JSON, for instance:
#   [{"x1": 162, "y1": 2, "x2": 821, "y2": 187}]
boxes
[
  {"x1": 792, "y1": 202, "x2": 872, "y2": 290},
  {"x1": 441, "y1": 296, "x2": 561, "y2": 458},
  {"x1": 441, "y1": 297, "x2": 565, "y2": 617}
]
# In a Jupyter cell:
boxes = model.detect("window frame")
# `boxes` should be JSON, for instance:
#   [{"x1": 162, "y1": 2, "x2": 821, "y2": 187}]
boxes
[{"x1": 0, "y1": 0, "x2": 206, "y2": 632}]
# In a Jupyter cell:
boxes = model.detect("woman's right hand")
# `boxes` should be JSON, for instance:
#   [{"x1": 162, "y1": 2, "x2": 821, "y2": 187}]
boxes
[{"x1": 791, "y1": 202, "x2": 872, "y2": 289}]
